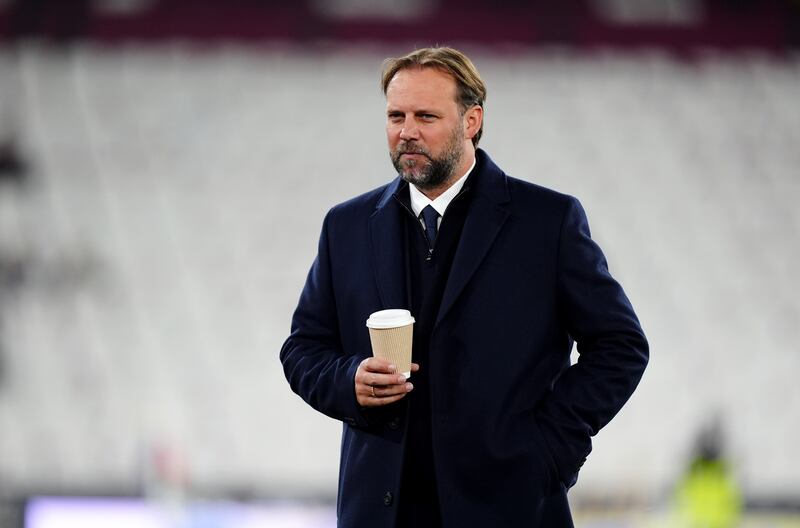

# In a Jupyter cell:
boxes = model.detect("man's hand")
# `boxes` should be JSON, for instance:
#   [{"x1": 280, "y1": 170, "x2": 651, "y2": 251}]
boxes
[{"x1": 355, "y1": 357, "x2": 418, "y2": 407}]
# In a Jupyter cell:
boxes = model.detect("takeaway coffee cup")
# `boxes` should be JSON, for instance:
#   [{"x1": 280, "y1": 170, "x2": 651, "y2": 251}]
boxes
[{"x1": 366, "y1": 309, "x2": 415, "y2": 378}]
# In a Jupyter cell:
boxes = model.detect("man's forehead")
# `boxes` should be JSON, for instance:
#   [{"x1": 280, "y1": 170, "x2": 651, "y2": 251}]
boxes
[
  {"x1": 385, "y1": 67, "x2": 458, "y2": 106},
  {"x1": 387, "y1": 66, "x2": 456, "y2": 88}
]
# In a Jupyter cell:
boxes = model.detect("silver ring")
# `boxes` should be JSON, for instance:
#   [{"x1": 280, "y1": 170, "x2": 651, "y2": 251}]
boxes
[{"x1": 371, "y1": 385, "x2": 376, "y2": 398}]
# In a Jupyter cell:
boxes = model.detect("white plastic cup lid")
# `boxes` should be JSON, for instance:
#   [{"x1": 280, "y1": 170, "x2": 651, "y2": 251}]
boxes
[{"x1": 366, "y1": 309, "x2": 415, "y2": 329}]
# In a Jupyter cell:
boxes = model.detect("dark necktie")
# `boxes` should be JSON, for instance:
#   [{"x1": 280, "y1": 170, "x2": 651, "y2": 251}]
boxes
[{"x1": 420, "y1": 205, "x2": 440, "y2": 249}]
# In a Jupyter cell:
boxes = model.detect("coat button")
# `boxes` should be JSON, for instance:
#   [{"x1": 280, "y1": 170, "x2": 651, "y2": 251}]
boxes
[
  {"x1": 383, "y1": 491, "x2": 393, "y2": 506},
  {"x1": 388, "y1": 417, "x2": 400, "y2": 430}
]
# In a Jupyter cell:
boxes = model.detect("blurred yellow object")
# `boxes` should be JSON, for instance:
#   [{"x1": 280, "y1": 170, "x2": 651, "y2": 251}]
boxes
[{"x1": 674, "y1": 458, "x2": 742, "y2": 528}]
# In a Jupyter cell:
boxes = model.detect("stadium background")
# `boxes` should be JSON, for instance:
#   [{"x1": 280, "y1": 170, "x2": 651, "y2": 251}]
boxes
[{"x1": 0, "y1": 1, "x2": 798, "y2": 526}]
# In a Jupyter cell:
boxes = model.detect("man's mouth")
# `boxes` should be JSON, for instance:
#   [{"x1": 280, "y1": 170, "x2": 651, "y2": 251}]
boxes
[{"x1": 399, "y1": 151, "x2": 428, "y2": 159}]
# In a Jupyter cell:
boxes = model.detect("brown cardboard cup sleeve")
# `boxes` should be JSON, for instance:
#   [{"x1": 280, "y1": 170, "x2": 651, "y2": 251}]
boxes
[{"x1": 366, "y1": 309, "x2": 415, "y2": 378}]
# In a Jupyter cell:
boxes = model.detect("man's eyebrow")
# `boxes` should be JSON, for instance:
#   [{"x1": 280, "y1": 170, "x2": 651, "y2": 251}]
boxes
[{"x1": 386, "y1": 108, "x2": 439, "y2": 114}]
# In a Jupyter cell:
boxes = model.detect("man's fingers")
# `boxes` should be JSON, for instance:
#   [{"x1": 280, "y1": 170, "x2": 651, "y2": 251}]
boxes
[
  {"x1": 359, "y1": 382, "x2": 414, "y2": 407},
  {"x1": 359, "y1": 372, "x2": 405, "y2": 387},
  {"x1": 355, "y1": 357, "x2": 415, "y2": 407},
  {"x1": 410, "y1": 362, "x2": 420, "y2": 372},
  {"x1": 368, "y1": 391, "x2": 408, "y2": 406},
  {"x1": 370, "y1": 382, "x2": 414, "y2": 399},
  {"x1": 360, "y1": 356, "x2": 397, "y2": 373},
  {"x1": 356, "y1": 358, "x2": 407, "y2": 387}
]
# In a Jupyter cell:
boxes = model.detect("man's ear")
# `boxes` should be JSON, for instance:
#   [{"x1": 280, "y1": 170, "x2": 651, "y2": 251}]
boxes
[{"x1": 464, "y1": 105, "x2": 483, "y2": 141}]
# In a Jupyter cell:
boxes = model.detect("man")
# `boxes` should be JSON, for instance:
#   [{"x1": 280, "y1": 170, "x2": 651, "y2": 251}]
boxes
[{"x1": 280, "y1": 47, "x2": 648, "y2": 527}]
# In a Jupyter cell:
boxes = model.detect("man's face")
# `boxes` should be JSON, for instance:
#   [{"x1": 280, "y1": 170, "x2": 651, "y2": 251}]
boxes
[{"x1": 385, "y1": 67, "x2": 466, "y2": 191}]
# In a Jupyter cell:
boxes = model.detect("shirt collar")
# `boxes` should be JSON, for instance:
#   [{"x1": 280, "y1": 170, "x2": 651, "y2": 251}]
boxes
[{"x1": 409, "y1": 157, "x2": 476, "y2": 219}]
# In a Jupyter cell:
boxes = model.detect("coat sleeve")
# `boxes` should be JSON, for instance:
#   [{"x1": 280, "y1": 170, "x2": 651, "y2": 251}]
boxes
[
  {"x1": 536, "y1": 196, "x2": 649, "y2": 487},
  {"x1": 279, "y1": 210, "x2": 371, "y2": 428}
]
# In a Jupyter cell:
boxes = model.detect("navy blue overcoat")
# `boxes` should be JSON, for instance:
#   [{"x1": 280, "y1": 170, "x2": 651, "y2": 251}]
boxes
[{"x1": 280, "y1": 150, "x2": 649, "y2": 527}]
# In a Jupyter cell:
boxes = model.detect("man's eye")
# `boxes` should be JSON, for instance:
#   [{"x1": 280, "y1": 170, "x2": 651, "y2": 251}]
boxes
[{"x1": 421, "y1": 114, "x2": 436, "y2": 120}]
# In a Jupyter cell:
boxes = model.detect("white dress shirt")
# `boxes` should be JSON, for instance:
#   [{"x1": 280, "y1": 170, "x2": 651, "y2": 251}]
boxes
[{"x1": 408, "y1": 157, "x2": 476, "y2": 229}]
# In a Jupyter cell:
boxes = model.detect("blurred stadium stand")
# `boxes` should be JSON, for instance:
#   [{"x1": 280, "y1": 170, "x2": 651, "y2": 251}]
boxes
[
  {"x1": 0, "y1": 0, "x2": 799, "y2": 50},
  {"x1": 0, "y1": 1, "x2": 799, "y2": 527}
]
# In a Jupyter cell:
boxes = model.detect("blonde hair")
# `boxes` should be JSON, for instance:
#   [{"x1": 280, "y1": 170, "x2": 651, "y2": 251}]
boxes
[{"x1": 381, "y1": 47, "x2": 487, "y2": 146}]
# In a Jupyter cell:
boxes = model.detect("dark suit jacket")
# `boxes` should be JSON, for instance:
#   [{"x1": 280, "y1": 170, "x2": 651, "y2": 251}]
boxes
[{"x1": 280, "y1": 149, "x2": 649, "y2": 527}]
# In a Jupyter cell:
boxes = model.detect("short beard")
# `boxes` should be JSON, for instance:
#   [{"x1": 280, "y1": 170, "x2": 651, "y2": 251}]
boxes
[{"x1": 391, "y1": 127, "x2": 464, "y2": 191}]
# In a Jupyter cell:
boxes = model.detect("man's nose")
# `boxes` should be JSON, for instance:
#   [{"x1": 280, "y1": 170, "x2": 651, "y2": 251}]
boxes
[{"x1": 399, "y1": 120, "x2": 419, "y2": 140}]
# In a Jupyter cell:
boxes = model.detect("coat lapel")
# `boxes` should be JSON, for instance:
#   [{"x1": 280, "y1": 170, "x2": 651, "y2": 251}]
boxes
[
  {"x1": 369, "y1": 178, "x2": 407, "y2": 310},
  {"x1": 436, "y1": 150, "x2": 511, "y2": 327}
]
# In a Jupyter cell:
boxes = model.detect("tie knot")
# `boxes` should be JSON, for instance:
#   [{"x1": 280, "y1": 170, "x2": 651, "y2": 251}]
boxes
[{"x1": 421, "y1": 205, "x2": 439, "y2": 229}]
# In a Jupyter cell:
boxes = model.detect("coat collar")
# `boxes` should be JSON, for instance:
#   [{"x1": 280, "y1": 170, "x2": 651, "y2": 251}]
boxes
[
  {"x1": 436, "y1": 149, "x2": 510, "y2": 326},
  {"x1": 369, "y1": 149, "x2": 511, "y2": 325},
  {"x1": 369, "y1": 178, "x2": 407, "y2": 311}
]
